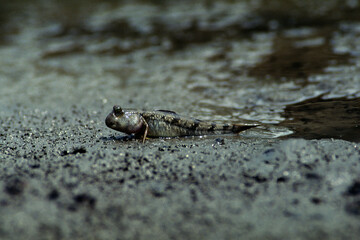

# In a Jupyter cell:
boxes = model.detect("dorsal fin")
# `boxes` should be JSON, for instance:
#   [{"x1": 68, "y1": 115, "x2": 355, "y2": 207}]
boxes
[{"x1": 157, "y1": 109, "x2": 177, "y2": 114}]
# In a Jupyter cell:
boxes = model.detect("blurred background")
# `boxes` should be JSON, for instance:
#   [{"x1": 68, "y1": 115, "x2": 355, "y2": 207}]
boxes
[{"x1": 1, "y1": 0, "x2": 360, "y2": 140}]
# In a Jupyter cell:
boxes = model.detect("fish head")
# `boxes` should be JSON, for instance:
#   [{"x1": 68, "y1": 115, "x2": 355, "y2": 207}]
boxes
[{"x1": 105, "y1": 105, "x2": 144, "y2": 134}]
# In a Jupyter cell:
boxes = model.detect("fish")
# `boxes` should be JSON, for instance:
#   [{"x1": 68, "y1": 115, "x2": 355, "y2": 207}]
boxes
[{"x1": 105, "y1": 105, "x2": 259, "y2": 143}]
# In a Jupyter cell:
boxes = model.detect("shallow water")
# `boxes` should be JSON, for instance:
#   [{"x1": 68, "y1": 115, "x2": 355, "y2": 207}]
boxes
[
  {"x1": 280, "y1": 96, "x2": 360, "y2": 141},
  {"x1": 1, "y1": 0, "x2": 360, "y2": 141}
]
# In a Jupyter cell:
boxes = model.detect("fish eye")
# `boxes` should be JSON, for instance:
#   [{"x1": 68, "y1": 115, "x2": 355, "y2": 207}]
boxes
[{"x1": 113, "y1": 105, "x2": 123, "y2": 116}]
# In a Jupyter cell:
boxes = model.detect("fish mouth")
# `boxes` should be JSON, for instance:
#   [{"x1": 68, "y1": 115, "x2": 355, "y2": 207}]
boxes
[{"x1": 105, "y1": 112, "x2": 117, "y2": 129}]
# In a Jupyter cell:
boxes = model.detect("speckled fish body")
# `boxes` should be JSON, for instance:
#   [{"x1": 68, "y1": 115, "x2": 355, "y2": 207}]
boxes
[
  {"x1": 141, "y1": 111, "x2": 253, "y2": 137},
  {"x1": 105, "y1": 105, "x2": 258, "y2": 142}
]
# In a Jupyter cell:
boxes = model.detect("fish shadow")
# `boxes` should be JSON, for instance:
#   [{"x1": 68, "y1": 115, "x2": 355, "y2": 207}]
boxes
[{"x1": 100, "y1": 135, "x2": 136, "y2": 142}]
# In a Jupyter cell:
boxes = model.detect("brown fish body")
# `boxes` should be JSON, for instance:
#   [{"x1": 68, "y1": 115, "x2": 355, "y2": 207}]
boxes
[{"x1": 105, "y1": 105, "x2": 258, "y2": 142}]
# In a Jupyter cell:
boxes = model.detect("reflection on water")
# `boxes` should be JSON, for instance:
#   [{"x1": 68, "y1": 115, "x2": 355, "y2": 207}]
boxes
[
  {"x1": 252, "y1": 0, "x2": 360, "y2": 25},
  {"x1": 248, "y1": 28, "x2": 353, "y2": 83},
  {"x1": 279, "y1": 96, "x2": 360, "y2": 141}
]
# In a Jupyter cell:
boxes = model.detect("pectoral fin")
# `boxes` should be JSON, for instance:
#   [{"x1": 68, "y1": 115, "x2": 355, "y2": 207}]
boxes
[{"x1": 142, "y1": 116, "x2": 149, "y2": 143}]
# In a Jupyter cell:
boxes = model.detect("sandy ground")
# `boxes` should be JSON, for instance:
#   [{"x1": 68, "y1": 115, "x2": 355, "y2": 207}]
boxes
[
  {"x1": 1, "y1": 1, "x2": 360, "y2": 239},
  {"x1": 1, "y1": 105, "x2": 360, "y2": 239}
]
